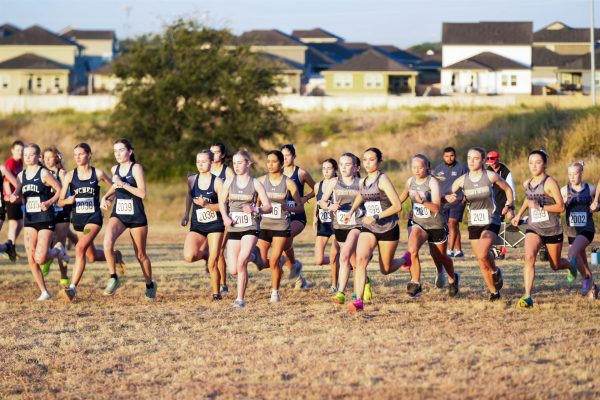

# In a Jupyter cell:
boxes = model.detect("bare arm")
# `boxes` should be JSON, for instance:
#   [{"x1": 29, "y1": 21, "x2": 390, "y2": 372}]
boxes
[
  {"x1": 57, "y1": 170, "x2": 74, "y2": 207},
  {"x1": 9, "y1": 172, "x2": 23, "y2": 202},
  {"x1": 219, "y1": 179, "x2": 232, "y2": 227},
  {"x1": 285, "y1": 178, "x2": 304, "y2": 213},
  {"x1": 249, "y1": 179, "x2": 272, "y2": 214},
  {"x1": 488, "y1": 170, "x2": 514, "y2": 218},
  {"x1": 40, "y1": 169, "x2": 62, "y2": 211},
  {"x1": 118, "y1": 164, "x2": 147, "y2": 199},
  {"x1": 543, "y1": 177, "x2": 565, "y2": 214},
  {"x1": 299, "y1": 168, "x2": 316, "y2": 203},
  {"x1": 1, "y1": 165, "x2": 17, "y2": 189},
  {"x1": 181, "y1": 175, "x2": 195, "y2": 226},
  {"x1": 318, "y1": 177, "x2": 338, "y2": 210}
]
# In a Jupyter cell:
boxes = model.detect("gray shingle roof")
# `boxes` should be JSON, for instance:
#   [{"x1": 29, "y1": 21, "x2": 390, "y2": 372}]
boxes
[
  {"x1": 258, "y1": 53, "x2": 304, "y2": 72},
  {"x1": 532, "y1": 47, "x2": 579, "y2": 68},
  {"x1": 0, "y1": 23, "x2": 20, "y2": 37},
  {"x1": 307, "y1": 43, "x2": 356, "y2": 63},
  {"x1": 561, "y1": 50, "x2": 600, "y2": 70},
  {"x1": 61, "y1": 28, "x2": 116, "y2": 40},
  {"x1": 445, "y1": 52, "x2": 528, "y2": 70},
  {"x1": 291, "y1": 28, "x2": 342, "y2": 41},
  {"x1": 306, "y1": 48, "x2": 336, "y2": 67},
  {"x1": 326, "y1": 48, "x2": 415, "y2": 72},
  {"x1": 234, "y1": 30, "x2": 304, "y2": 46},
  {"x1": 443, "y1": 22, "x2": 533, "y2": 45},
  {"x1": 0, "y1": 25, "x2": 80, "y2": 47},
  {"x1": 0, "y1": 53, "x2": 71, "y2": 70},
  {"x1": 534, "y1": 27, "x2": 600, "y2": 43}
]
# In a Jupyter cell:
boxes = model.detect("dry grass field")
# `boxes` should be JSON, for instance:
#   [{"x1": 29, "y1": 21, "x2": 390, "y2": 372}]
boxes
[{"x1": 1, "y1": 225, "x2": 599, "y2": 399}]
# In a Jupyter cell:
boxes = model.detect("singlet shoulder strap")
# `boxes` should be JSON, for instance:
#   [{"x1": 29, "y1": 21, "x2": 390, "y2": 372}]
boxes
[
  {"x1": 115, "y1": 164, "x2": 121, "y2": 176},
  {"x1": 91, "y1": 166, "x2": 98, "y2": 181},
  {"x1": 73, "y1": 168, "x2": 79, "y2": 180},
  {"x1": 127, "y1": 162, "x2": 135, "y2": 175}
]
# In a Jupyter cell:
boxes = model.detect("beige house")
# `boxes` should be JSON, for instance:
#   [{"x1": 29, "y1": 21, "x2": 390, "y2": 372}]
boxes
[
  {"x1": 0, "y1": 53, "x2": 70, "y2": 95},
  {"x1": 88, "y1": 62, "x2": 119, "y2": 94},
  {"x1": 291, "y1": 28, "x2": 342, "y2": 44},
  {"x1": 533, "y1": 22, "x2": 600, "y2": 56},
  {"x1": 259, "y1": 53, "x2": 303, "y2": 94},
  {"x1": 60, "y1": 28, "x2": 116, "y2": 73},
  {"x1": 322, "y1": 48, "x2": 417, "y2": 95}
]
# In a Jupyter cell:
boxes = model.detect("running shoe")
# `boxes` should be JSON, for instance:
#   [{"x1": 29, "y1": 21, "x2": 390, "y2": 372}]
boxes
[
  {"x1": 588, "y1": 284, "x2": 599, "y2": 300},
  {"x1": 145, "y1": 281, "x2": 157, "y2": 301},
  {"x1": 518, "y1": 295, "x2": 534, "y2": 309},
  {"x1": 56, "y1": 242, "x2": 70, "y2": 266},
  {"x1": 407, "y1": 282, "x2": 422, "y2": 298},
  {"x1": 492, "y1": 268, "x2": 504, "y2": 291},
  {"x1": 454, "y1": 250, "x2": 464, "y2": 258},
  {"x1": 270, "y1": 290, "x2": 281, "y2": 303},
  {"x1": 233, "y1": 299, "x2": 245, "y2": 308},
  {"x1": 332, "y1": 291, "x2": 346, "y2": 304},
  {"x1": 400, "y1": 251, "x2": 412, "y2": 271},
  {"x1": 446, "y1": 250, "x2": 454, "y2": 257},
  {"x1": 364, "y1": 277, "x2": 373, "y2": 302},
  {"x1": 567, "y1": 258, "x2": 578, "y2": 283},
  {"x1": 5, "y1": 240, "x2": 16, "y2": 262},
  {"x1": 115, "y1": 250, "x2": 126, "y2": 275},
  {"x1": 59, "y1": 277, "x2": 71, "y2": 287},
  {"x1": 289, "y1": 260, "x2": 303, "y2": 281},
  {"x1": 251, "y1": 246, "x2": 264, "y2": 271},
  {"x1": 347, "y1": 298, "x2": 364, "y2": 312},
  {"x1": 435, "y1": 269, "x2": 447, "y2": 289},
  {"x1": 220, "y1": 284, "x2": 229, "y2": 293},
  {"x1": 328, "y1": 285, "x2": 338, "y2": 295},
  {"x1": 294, "y1": 276, "x2": 308, "y2": 290},
  {"x1": 59, "y1": 287, "x2": 76, "y2": 302},
  {"x1": 37, "y1": 291, "x2": 52, "y2": 301},
  {"x1": 581, "y1": 278, "x2": 592, "y2": 297},
  {"x1": 212, "y1": 293, "x2": 222, "y2": 301},
  {"x1": 41, "y1": 259, "x2": 53, "y2": 277},
  {"x1": 489, "y1": 291, "x2": 501, "y2": 302},
  {"x1": 448, "y1": 272, "x2": 460, "y2": 297},
  {"x1": 103, "y1": 276, "x2": 120, "y2": 296}
]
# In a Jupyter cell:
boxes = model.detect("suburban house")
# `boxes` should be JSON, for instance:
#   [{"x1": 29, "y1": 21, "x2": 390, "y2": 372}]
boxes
[
  {"x1": 60, "y1": 28, "x2": 117, "y2": 70},
  {"x1": 321, "y1": 48, "x2": 418, "y2": 95},
  {"x1": 0, "y1": 25, "x2": 81, "y2": 95},
  {"x1": 291, "y1": 28, "x2": 343, "y2": 44},
  {"x1": 88, "y1": 61, "x2": 118, "y2": 94},
  {"x1": 441, "y1": 22, "x2": 533, "y2": 94}
]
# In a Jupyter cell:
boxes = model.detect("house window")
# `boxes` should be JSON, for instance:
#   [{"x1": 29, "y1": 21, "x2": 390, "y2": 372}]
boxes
[
  {"x1": 364, "y1": 73, "x2": 384, "y2": 89},
  {"x1": 54, "y1": 77, "x2": 60, "y2": 88},
  {"x1": 333, "y1": 73, "x2": 353, "y2": 89},
  {"x1": 36, "y1": 77, "x2": 42, "y2": 89},
  {"x1": 501, "y1": 75, "x2": 508, "y2": 87},
  {"x1": 0, "y1": 75, "x2": 8, "y2": 88},
  {"x1": 511, "y1": 75, "x2": 517, "y2": 87}
]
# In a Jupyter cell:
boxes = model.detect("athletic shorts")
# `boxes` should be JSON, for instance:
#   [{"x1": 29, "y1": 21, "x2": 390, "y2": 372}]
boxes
[
  {"x1": 568, "y1": 231, "x2": 595, "y2": 245},
  {"x1": 291, "y1": 213, "x2": 307, "y2": 226},
  {"x1": 468, "y1": 224, "x2": 500, "y2": 240},
  {"x1": 258, "y1": 229, "x2": 290, "y2": 242},
  {"x1": 360, "y1": 225, "x2": 400, "y2": 242},
  {"x1": 112, "y1": 215, "x2": 147, "y2": 229},
  {"x1": 442, "y1": 203, "x2": 465, "y2": 223},
  {"x1": 73, "y1": 221, "x2": 103, "y2": 232},
  {"x1": 227, "y1": 230, "x2": 259, "y2": 241},
  {"x1": 334, "y1": 228, "x2": 360, "y2": 244},
  {"x1": 413, "y1": 223, "x2": 448, "y2": 244},
  {"x1": 317, "y1": 221, "x2": 334, "y2": 238},
  {"x1": 190, "y1": 226, "x2": 224, "y2": 237},
  {"x1": 6, "y1": 202, "x2": 23, "y2": 220},
  {"x1": 54, "y1": 211, "x2": 70, "y2": 224},
  {"x1": 25, "y1": 221, "x2": 54, "y2": 231},
  {"x1": 526, "y1": 229, "x2": 563, "y2": 245}
]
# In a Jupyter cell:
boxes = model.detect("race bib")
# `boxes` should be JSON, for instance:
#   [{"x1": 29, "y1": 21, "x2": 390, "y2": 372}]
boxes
[
  {"x1": 568, "y1": 212, "x2": 587, "y2": 227},
  {"x1": 318, "y1": 208, "x2": 332, "y2": 223},
  {"x1": 26, "y1": 197, "x2": 41, "y2": 213},
  {"x1": 413, "y1": 203, "x2": 431, "y2": 219},
  {"x1": 116, "y1": 198, "x2": 134, "y2": 215},
  {"x1": 287, "y1": 200, "x2": 297, "y2": 216},
  {"x1": 364, "y1": 201, "x2": 383, "y2": 216},
  {"x1": 75, "y1": 197, "x2": 95, "y2": 214},
  {"x1": 470, "y1": 209, "x2": 489, "y2": 226},
  {"x1": 231, "y1": 211, "x2": 252, "y2": 228},
  {"x1": 196, "y1": 207, "x2": 218, "y2": 223},
  {"x1": 530, "y1": 208, "x2": 549, "y2": 224},
  {"x1": 336, "y1": 210, "x2": 356, "y2": 226},
  {"x1": 263, "y1": 203, "x2": 282, "y2": 219}
]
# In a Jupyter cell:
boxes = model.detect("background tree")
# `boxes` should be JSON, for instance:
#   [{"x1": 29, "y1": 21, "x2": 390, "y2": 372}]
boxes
[{"x1": 107, "y1": 19, "x2": 289, "y2": 179}]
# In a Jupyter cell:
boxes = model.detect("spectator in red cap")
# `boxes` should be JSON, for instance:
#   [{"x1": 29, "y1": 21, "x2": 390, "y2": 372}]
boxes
[{"x1": 486, "y1": 151, "x2": 515, "y2": 259}]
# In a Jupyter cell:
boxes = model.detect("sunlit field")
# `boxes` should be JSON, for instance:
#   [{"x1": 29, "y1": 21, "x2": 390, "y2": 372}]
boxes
[{"x1": 1, "y1": 225, "x2": 598, "y2": 399}]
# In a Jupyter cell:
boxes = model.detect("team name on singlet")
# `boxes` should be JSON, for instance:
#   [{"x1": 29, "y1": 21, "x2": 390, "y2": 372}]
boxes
[
  {"x1": 73, "y1": 187, "x2": 96, "y2": 195},
  {"x1": 464, "y1": 187, "x2": 490, "y2": 197},
  {"x1": 229, "y1": 193, "x2": 254, "y2": 202},
  {"x1": 526, "y1": 193, "x2": 547, "y2": 205},
  {"x1": 267, "y1": 191, "x2": 286, "y2": 201},
  {"x1": 22, "y1": 184, "x2": 40, "y2": 193}
]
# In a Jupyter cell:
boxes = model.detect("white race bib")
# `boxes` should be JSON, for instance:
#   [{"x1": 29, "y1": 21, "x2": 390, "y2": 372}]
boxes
[
  {"x1": 116, "y1": 198, "x2": 134, "y2": 215},
  {"x1": 568, "y1": 212, "x2": 587, "y2": 227},
  {"x1": 470, "y1": 209, "x2": 489, "y2": 226},
  {"x1": 263, "y1": 203, "x2": 282, "y2": 219},
  {"x1": 75, "y1": 197, "x2": 95, "y2": 214},
  {"x1": 530, "y1": 208, "x2": 549, "y2": 224},
  {"x1": 364, "y1": 201, "x2": 383, "y2": 216},
  {"x1": 318, "y1": 208, "x2": 332, "y2": 223},
  {"x1": 413, "y1": 203, "x2": 431, "y2": 218},
  {"x1": 26, "y1": 197, "x2": 41, "y2": 213},
  {"x1": 196, "y1": 207, "x2": 218, "y2": 223},
  {"x1": 336, "y1": 210, "x2": 356, "y2": 226},
  {"x1": 231, "y1": 211, "x2": 252, "y2": 228}
]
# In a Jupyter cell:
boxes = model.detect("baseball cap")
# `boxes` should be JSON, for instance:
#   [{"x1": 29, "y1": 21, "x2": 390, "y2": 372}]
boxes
[{"x1": 486, "y1": 151, "x2": 499, "y2": 165}]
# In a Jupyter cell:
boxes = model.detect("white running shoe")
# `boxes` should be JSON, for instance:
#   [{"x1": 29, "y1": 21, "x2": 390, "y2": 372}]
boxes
[
  {"x1": 435, "y1": 269, "x2": 447, "y2": 289},
  {"x1": 233, "y1": 299, "x2": 245, "y2": 308},
  {"x1": 37, "y1": 291, "x2": 52, "y2": 301},
  {"x1": 270, "y1": 290, "x2": 281, "y2": 303}
]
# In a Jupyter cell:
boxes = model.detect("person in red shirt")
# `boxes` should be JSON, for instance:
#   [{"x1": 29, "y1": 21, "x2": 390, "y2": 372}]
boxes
[{"x1": 4, "y1": 140, "x2": 25, "y2": 249}]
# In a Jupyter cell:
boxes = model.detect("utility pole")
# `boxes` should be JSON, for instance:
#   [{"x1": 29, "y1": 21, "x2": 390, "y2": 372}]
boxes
[{"x1": 591, "y1": 0, "x2": 596, "y2": 105}]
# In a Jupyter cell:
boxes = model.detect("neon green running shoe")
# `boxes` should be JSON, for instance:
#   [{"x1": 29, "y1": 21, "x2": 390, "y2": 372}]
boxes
[
  {"x1": 59, "y1": 277, "x2": 71, "y2": 287},
  {"x1": 332, "y1": 291, "x2": 346, "y2": 304},
  {"x1": 518, "y1": 295, "x2": 534, "y2": 309},
  {"x1": 567, "y1": 258, "x2": 578, "y2": 283},
  {"x1": 364, "y1": 277, "x2": 373, "y2": 302},
  {"x1": 41, "y1": 259, "x2": 53, "y2": 277}
]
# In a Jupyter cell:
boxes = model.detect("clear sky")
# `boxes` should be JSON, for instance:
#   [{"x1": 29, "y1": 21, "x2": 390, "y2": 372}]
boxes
[{"x1": 2, "y1": 0, "x2": 597, "y2": 48}]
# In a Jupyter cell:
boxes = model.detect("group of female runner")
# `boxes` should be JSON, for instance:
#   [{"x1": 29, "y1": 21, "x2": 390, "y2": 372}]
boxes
[{"x1": 5, "y1": 140, "x2": 599, "y2": 310}]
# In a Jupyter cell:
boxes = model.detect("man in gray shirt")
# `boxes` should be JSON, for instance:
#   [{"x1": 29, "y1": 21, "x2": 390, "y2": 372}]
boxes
[{"x1": 433, "y1": 147, "x2": 468, "y2": 258}]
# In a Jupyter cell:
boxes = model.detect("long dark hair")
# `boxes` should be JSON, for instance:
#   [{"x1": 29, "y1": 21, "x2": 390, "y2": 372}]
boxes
[
  {"x1": 114, "y1": 138, "x2": 136, "y2": 164},
  {"x1": 322, "y1": 158, "x2": 338, "y2": 178},
  {"x1": 364, "y1": 147, "x2": 383, "y2": 163},
  {"x1": 75, "y1": 142, "x2": 92, "y2": 154},
  {"x1": 43, "y1": 146, "x2": 64, "y2": 171},
  {"x1": 341, "y1": 152, "x2": 361, "y2": 178}
]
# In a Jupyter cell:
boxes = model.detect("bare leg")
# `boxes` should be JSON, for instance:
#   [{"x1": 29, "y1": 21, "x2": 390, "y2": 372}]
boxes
[
  {"x1": 408, "y1": 227, "x2": 428, "y2": 283},
  {"x1": 183, "y1": 231, "x2": 208, "y2": 263},
  {"x1": 24, "y1": 228, "x2": 47, "y2": 293},
  {"x1": 206, "y1": 232, "x2": 224, "y2": 295},
  {"x1": 72, "y1": 224, "x2": 102, "y2": 286},
  {"x1": 129, "y1": 226, "x2": 152, "y2": 284},
  {"x1": 470, "y1": 230, "x2": 499, "y2": 293},
  {"x1": 353, "y1": 232, "x2": 378, "y2": 300},
  {"x1": 103, "y1": 217, "x2": 127, "y2": 275},
  {"x1": 336, "y1": 229, "x2": 361, "y2": 293},
  {"x1": 523, "y1": 233, "x2": 542, "y2": 297}
]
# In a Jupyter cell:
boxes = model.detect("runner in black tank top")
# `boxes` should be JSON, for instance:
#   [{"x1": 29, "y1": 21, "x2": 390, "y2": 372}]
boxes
[
  {"x1": 313, "y1": 158, "x2": 340, "y2": 294},
  {"x1": 560, "y1": 162, "x2": 598, "y2": 299},
  {"x1": 57, "y1": 143, "x2": 116, "y2": 301},
  {"x1": 399, "y1": 155, "x2": 459, "y2": 298},
  {"x1": 511, "y1": 151, "x2": 575, "y2": 308},
  {"x1": 182, "y1": 150, "x2": 226, "y2": 300},
  {"x1": 281, "y1": 144, "x2": 315, "y2": 289},
  {"x1": 102, "y1": 139, "x2": 156, "y2": 301},
  {"x1": 0, "y1": 163, "x2": 18, "y2": 261},
  {"x1": 13, "y1": 144, "x2": 63, "y2": 301}
]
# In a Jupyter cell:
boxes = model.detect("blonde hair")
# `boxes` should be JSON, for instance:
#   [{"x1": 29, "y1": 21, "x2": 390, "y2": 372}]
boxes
[
  {"x1": 568, "y1": 161, "x2": 584, "y2": 173},
  {"x1": 233, "y1": 149, "x2": 253, "y2": 164}
]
